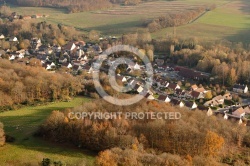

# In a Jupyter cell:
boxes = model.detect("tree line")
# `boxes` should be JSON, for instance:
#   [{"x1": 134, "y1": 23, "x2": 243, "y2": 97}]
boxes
[
  {"x1": 146, "y1": 7, "x2": 208, "y2": 32},
  {"x1": 37, "y1": 99, "x2": 250, "y2": 165}
]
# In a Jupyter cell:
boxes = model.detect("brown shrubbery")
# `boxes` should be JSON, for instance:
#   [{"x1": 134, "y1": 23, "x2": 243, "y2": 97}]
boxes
[{"x1": 39, "y1": 99, "x2": 249, "y2": 164}]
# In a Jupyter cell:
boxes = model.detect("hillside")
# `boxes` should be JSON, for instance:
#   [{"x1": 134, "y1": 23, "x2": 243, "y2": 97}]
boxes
[
  {"x1": 8, "y1": 0, "x2": 250, "y2": 43},
  {"x1": 1, "y1": 0, "x2": 166, "y2": 13}
]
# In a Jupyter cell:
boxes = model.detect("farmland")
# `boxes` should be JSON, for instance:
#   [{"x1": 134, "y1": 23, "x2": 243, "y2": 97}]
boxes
[
  {"x1": 152, "y1": 0, "x2": 250, "y2": 43},
  {"x1": 0, "y1": 97, "x2": 95, "y2": 166},
  {"x1": 10, "y1": 0, "x2": 250, "y2": 43}
]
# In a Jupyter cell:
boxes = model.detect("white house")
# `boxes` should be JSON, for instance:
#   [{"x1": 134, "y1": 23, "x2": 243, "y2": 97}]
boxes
[
  {"x1": 116, "y1": 75, "x2": 127, "y2": 83},
  {"x1": 233, "y1": 84, "x2": 248, "y2": 94},
  {"x1": 9, "y1": 55, "x2": 16, "y2": 61},
  {"x1": 167, "y1": 83, "x2": 180, "y2": 91},
  {"x1": 50, "y1": 62, "x2": 56, "y2": 68},
  {"x1": 158, "y1": 95, "x2": 171, "y2": 103},
  {"x1": 232, "y1": 107, "x2": 245, "y2": 118},
  {"x1": 145, "y1": 93, "x2": 155, "y2": 100},
  {"x1": 134, "y1": 84, "x2": 144, "y2": 93},
  {"x1": 170, "y1": 99, "x2": 185, "y2": 108},
  {"x1": 184, "y1": 101, "x2": 198, "y2": 110},
  {"x1": 64, "y1": 42, "x2": 76, "y2": 52},
  {"x1": 134, "y1": 63, "x2": 141, "y2": 70},
  {"x1": 0, "y1": 34, "x2": 5, "y2": 39},
  {"x1": 9, "y1": 36, "x2": 18, "y2": 42},
  {"x1": 67, "y1": 63, "x2": 73, "y2": 69},
  {"x1": 207, "y1": 107, "x2": 213, "y2": 116}
]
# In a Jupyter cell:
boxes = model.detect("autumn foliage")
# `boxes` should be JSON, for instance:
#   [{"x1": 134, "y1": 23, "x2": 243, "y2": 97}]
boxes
[
  {"x1": 38, "y1": 99, "x2": 248, "y2": 164},
  {"x1": 0, "y1": 60, "x2": 81, "y2": 110}
]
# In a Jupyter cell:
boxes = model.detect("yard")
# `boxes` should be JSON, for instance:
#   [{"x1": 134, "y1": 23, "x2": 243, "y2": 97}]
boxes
[{"x1": 0, "y1": 97, "x2": 95, "y2": 166}]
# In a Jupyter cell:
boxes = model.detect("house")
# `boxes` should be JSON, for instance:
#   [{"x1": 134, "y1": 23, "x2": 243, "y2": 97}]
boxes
[
  {"x1": 232, "y1": 107, "x2": 245, "y2": 118},
  {"x1": 204, "y1": 95, "x2": 224, "y2": 107},
  {"x1": 243, "y1": 106, "x2": 250, "y2": 114},
  {"x1": 77, "y1": 49, "x2": 85, "y2": 57},
  {"x1": 62, "y1": 63, "x2": 72, "y2": 69},
  {"x1": 144, "y1": 93, "x2": 155, "y2": 100},
  {"x1": 50, "y1": 62, "x2": 56, "y2": 68},
  {"x1": 52, "y1": 45, "x2": 61, "y2": 52},
  {"x1": 72, "y1": 65, "x2": 83, "y2": 72},
  {"x1": 64, "y1": 42, "x2": 77, "y2": 53},
  {"x1": 134, "y1": 63, "x2": 141, "y2": 70},
  {"x1": 167, "y1": 83, "x2": 180, "y2": 91},
  {"x1": 0, "y1": 34, "x2": 5, "y2": 40},
  {"x1": 207, "y1": 107, "x2": 213, "y2": 116},
  {"x1": 190, "y1": 84, "x2": 198, "y2": 91},
  {"x1": 154, "y1": 78, "x2": 169, "y2": 88},
  {"x1": 213, "y1": 95, "x2": 225, "y2": 105},
  {"x1": 158, "y1": 95, "x2": 171, "y2": 103},
  {"x1": 82, "y1": 65, "x2": 92, "y2": 73},
  {"x1": 9, "y1": 55, "x2": 16, "y2": 61},
  {"x1": 194, "y1": 87, "x2": 207, "y2": 94},
  {"x1": 116, "y1": 75, "x2": 127, "y2": 83},
  {"x1": 190, "y1": 91, "x2": 204, "y2": 99},
  {"x1": 184, "y1": 101, "x2": 198, "y2": 110},
  {"x1": 9, "y1": 36, "x2": 18, "y2": 42},
  {"x1": 223, "y1": 93, "x2": 232, "y2": 100},
  {"x1": 134, "y1": 84, "x2": 144, "y2": 93},
  {"x1": 170, "y1": 99, "x2": 185, "y2": 108},
  {"x1": 59, "y1": 57, "x2": 68, "y2": 63},
  {"x1": 227, "y1": 115, "x2": 243, "y2": 125},
  {"x1": 11, "y1": 12, "x2": 19, "y2": 19},
  {"x1": 233, "y1": 84, "x2": 248, "y2": 93}
]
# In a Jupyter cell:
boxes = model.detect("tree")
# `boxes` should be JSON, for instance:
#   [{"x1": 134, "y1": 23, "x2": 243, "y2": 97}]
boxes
[
  {"x1": 227, "y1": 68, "x2": 237, "y2": 86},
  {"x1": 204, "y1": 91, "x2": 213, "y2": 100},
  {"x1": 0, "y1": 122, "x2": 5, "y2": 146},
  {"x1": 89, "y1": 30, "x2": 99, "y2": 41},
  {"x1": 203, "y1": 131, "x2": 224, "y2": 156},
  {"x1": 96, "y1": 150, "x2": 118, "y2": 166}
]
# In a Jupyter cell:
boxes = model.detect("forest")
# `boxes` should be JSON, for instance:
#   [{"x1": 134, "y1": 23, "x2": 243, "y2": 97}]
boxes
[
  {"x1": 0, "y1": 60, "x2": 82, "y2": 110},
  {"x1": 38, "y1": 99, "x2": 250, "y2": 165}
]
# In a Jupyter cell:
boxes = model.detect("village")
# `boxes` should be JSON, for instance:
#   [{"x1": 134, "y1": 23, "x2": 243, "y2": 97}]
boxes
[{"x1": 0, "y1": 33, "x2": 250, "y2": 126}]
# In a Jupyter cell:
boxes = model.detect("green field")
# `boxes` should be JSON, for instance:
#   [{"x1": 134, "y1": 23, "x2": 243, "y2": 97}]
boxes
[
  {"x1": 152, "y1": 0, "x2": 250, "y2": 43},
  {"x1": 0, "y1": 97, "x2": 95, "y2": 166},
  {"x1": 10, "y1": 0, "x2": 250, "y2": 42}
]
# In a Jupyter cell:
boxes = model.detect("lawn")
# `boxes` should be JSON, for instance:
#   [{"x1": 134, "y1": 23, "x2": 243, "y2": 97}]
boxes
[{"x1": 0, "y1": 97, "x2": 95, "y2": 166}]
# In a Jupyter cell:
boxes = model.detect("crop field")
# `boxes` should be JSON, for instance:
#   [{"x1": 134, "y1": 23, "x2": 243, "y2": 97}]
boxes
[
  {"x1": 0, "y1": 97, "x2": 95, "y2": 166},
  {"x1": 11, "y1": 0, "x2": 250, "y2": 42},
  {"x1": 93, "y1": 1, "x2": 206, "y2": 16}
]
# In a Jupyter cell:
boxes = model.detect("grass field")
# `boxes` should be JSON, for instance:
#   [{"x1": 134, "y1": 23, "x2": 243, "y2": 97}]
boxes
[
  {"x1": 10, "y1": 0, "x2": 250, "y2": 42},
  {"x1": 152, "y1": 0, "x2": 250, "y2": 43},
  {"x1": 11, "y1": 0, "x2": 226, "y2": 35},
  {"x1": 0, "y1": 97, "x2": 95, "y2": 166}
]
